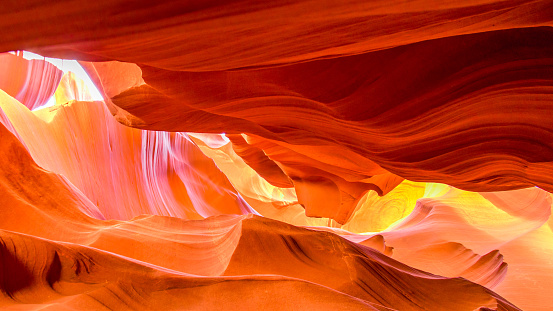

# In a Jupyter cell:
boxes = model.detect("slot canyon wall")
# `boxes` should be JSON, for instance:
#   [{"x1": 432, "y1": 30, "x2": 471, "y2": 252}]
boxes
[{"x1": 0, "y1": 1, "x2": 553, "y2": 310}]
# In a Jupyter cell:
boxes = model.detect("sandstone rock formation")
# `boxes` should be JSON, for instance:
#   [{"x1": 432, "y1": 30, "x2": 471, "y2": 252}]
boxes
[{"x1": 1, "y1": 1, "x2": 552, "y2": 310}]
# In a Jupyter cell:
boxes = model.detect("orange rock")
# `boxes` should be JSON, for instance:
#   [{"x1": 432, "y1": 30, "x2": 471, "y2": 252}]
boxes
[{"x1": 1, "y1": 1, "x2": 553, "y2": 309}]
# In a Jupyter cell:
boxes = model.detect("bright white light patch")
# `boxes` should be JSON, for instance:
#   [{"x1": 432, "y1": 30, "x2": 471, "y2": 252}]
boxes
[{"x1": 11, "y1": 51, "x2": 103, "y2": 110}]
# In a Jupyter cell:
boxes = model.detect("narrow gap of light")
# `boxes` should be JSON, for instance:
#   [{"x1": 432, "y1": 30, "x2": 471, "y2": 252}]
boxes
[{"x1": 17, "y1": 51, "x2": 104, "y2": 109}]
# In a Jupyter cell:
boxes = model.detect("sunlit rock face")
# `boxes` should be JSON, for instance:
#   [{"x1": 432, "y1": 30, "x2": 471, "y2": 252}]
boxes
[{"x1": 1, "y1": 1, "x2": 553, "y2": 310}]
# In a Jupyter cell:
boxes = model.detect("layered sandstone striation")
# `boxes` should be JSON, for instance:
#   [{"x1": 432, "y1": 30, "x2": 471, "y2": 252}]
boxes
[{"x1": 1, "y1": 1, "x2": 552, "y2": 310}]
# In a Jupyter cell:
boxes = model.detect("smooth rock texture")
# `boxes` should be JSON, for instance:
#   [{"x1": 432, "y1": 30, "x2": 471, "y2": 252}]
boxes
[{"x1": 1, "y1": 1, "x2": 552, "y2": 310}]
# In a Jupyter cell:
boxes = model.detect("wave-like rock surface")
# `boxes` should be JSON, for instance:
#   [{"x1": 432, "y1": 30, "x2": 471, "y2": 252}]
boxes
[
  {"x1": 73, "y1": 26, "x2": 553, "y2": 224},
  {"x1": 1, "y1": 1, "x2": 553, "y2": 310},
  {"x1": 104, "y1": 27, "x2": 553, "y2": 192},
  {"x1": 0, "y1": 114, "x2": 524, "y2": 310},
  {"x1": 2, "y1": 1, "x2": 553, "y2": 222}
]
